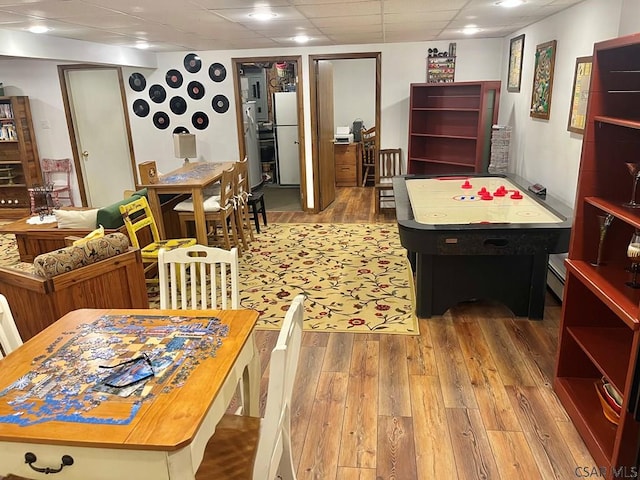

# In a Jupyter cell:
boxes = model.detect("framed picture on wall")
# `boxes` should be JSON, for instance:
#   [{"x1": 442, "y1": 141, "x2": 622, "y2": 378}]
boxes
[
  {"x1": 567, "y1": 56, "x2": 593, "y2": 134},
  {"x1": 530, "y1": 40, "x2": 557, "y2": 120},
  {"x1": 507, "y1": 34, "x2": 525, "y2": 92}
]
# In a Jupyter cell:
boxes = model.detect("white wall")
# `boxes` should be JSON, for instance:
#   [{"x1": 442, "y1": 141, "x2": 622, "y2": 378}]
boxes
[
  {"x1": 332, "y1": 58, "x2": 376, "y2": 133},
  {"x1": 619, "y1": 0, "x2": 640, "y2": 36},
  {"x1": 497, "y1": 0, "x2": 624, "y2": 207}
]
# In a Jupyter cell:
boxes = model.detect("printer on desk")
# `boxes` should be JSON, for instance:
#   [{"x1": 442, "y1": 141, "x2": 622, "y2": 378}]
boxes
[{"x1": 334, "y1": 126, "x2": 354, "y2": 144}]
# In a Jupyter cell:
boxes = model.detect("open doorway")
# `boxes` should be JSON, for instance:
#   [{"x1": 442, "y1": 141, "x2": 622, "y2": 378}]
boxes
[
  {"x1": 231, "y1": 56, "x2": 306, "y2": 212},
  {"x1": 309, "y1": 52, "x2": 381, "y2": 212}
]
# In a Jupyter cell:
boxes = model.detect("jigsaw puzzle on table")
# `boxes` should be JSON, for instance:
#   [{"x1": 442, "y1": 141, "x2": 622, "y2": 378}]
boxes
[
  {"x1": 0, "y1": 314, "x2": 229, "y2": 427},
  {"x1": 405, "y1": 177, "x2": 564, "y2": 225},
  {"x1": 160, "y1": 162, "x2": 217, "y2": 184}
]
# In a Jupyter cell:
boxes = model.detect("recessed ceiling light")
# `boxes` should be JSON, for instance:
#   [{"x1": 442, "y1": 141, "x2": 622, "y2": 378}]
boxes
[
  {"x1": 135, "y1": 42, "x2": 150, "y2": 50},
  {"x1": 248, "y1": 11, "x2": 278, "y2": 21},
  {"x1": 495, "y1": 0, "x2": 525, "y2": 7},
  {"x1": 28, "y1": 26, "x2": 49, "y2": 34},
  {"x1": 293, "y1": 35, "x2": 310, "y2": 43},
  {"x1": 463, "y1": 25, "x2": 481, "y2": 35}
]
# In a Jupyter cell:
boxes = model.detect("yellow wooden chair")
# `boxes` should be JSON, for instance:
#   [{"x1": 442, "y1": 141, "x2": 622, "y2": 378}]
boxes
[{"x1": 119, "y1": 196, "x2": 196, "y2": 283}]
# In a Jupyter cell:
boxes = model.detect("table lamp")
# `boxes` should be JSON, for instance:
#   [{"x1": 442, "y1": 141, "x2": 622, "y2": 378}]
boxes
[{"x1": 173, "y1": 133, "x2": 197, "y2": 164}]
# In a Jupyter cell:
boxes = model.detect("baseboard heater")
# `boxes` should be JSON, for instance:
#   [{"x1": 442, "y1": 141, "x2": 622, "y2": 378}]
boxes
[{"x1": 547, "y1": 253, "x2": 567, "y2": 301}]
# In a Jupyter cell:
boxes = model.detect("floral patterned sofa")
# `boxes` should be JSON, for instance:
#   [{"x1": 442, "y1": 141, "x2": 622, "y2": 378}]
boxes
[{"x1": 0, "y1": 233, "x2": 149, "y2": 341}]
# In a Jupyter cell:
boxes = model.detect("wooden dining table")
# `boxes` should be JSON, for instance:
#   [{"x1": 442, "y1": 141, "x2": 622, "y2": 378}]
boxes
[
  {"x1": 140, "y1": 161, "x2": 234, "y2": 245},
  {"x1": 0, "y1": 307, "x2": 260, "y2": 480}
]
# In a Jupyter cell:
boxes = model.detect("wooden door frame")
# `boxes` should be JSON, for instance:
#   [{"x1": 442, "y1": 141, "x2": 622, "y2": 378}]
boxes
[
  {"x1": 231, "y1": 55, "x2": 307, "y2": 210},
  {"x1": 309, "y1": 52, "x2": 381, "y2": 213},
  {"x1": 57, "y1": 64, "x2": 136, "y2": 206}
]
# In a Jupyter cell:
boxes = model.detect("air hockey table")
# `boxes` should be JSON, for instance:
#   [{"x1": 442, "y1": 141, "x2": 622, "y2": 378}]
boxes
[{"x1": 393, "y1": 174, "x2": 572, "y2": 319}]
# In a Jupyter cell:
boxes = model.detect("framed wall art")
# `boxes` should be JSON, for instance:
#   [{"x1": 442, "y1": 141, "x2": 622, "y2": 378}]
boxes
[
  {"x1": 530, "y1": 40, "x2": 557, "y2": 120},
  {"x1": 507, "y1": 34, "x2": 525, "y2": 92},
  {"x1": 567, "y1": 56, "x2": 593, "y2": 134}
]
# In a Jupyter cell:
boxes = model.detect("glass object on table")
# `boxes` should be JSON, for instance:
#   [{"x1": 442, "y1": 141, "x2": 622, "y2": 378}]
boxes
[
  {"x1": 592, "y1": 214, "x2": 614, "y2": 266},
  {"x1": 624, "y1": 162, "x2": 640, "y2": 208},
  {"x1": 626, "y1": 229, "x2": 640, "y2": 288}
]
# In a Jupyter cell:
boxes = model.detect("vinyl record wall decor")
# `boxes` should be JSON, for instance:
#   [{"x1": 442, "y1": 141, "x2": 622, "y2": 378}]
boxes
[{"x1": 127, "y1": 54, "x2": 230, "y2": 131}]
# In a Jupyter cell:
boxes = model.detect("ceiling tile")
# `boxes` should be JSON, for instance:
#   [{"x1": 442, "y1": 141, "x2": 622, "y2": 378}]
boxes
[
  {"x1": 296, "y1": 2, "x2": 380, "y2": 18},
  {"x1": 311, "y1": 14, "x2": 380, "y2": 27},
  {"x1": 383, "y1": 11, "x2": 456, "y2": 24},
  {"x1": 210, "y1": 6, "x2": 306, "y2": 23},
  {"x1": 383, "y1": 22, "x2": 448, "y2": 33},
  {"x1": 384, "y1": 0, "x2": 467, "y2": 14},
  {"x1": 0, "y1": 0, "x2": 587, "y2": 52},
  {"x1": 1, "y1": 0, "x2": 109, "y2": 19}
]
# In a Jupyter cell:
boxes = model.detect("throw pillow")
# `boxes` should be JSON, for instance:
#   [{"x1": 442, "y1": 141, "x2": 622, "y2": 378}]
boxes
[
  {"x1": 55, "y1": 209, "x2": 99, "y2": 229},
  {"x1": 72, "y1": 225, "x2": 105, "y2": 246}
]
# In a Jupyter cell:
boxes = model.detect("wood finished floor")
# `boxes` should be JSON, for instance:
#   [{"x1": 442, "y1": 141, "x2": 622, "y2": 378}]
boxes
[{"x1": 254, "y1": 186, "x2": 594, "y2": 480}]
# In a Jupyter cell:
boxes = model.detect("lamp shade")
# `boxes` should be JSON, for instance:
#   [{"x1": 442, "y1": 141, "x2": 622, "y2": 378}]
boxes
[{"x1": 173, "y1": 133, "x2": 197, "y2": 160}]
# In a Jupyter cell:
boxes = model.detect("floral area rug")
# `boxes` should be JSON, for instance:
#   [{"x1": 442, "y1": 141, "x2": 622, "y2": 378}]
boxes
[
  {"x1": 238, "y1": 223, "x2": 418, "y2": 335},
  {"x1": 0, "y1": 223, "x2": 419, "y2": 335}
]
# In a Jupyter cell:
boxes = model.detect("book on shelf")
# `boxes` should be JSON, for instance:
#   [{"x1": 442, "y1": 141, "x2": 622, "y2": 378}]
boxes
[
  {"x1": 0, "y1": 103, "x2": 14, "y2": 119},
  {"x1": 0, "y1": 123, "x2": 17, "y2": 141}
]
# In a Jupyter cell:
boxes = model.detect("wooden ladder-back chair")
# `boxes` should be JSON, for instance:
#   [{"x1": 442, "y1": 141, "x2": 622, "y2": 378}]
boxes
[
  {"x1": 196, "y1": 294, "x2": 305, "y2": 480},
  {"x1": 375, "y1": 148, "x2": 403, "y2": 214},
  {"x1": 175, "y1": 166, "x2": 241, "y2": 253},
  {"x1": 158, "y1": 245, "x2": 239, "y2": 310},
  {"x1": 360, "y1": 126, "x2": 376, "y2": 187},
  {"x1": 119, "y1": 196, "x2": 196, "y2": 283},
  {"x1": 41, "y1": 158, "x2": 74, "y2": 207},
  {"x1": 0, "y1": 293, "x2": 23, "y2": 357},
  {"x1": 235, "y1": 158, "x2": 254, "y2": 247}
]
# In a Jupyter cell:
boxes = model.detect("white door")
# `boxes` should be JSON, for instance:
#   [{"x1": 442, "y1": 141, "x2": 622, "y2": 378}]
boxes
[
  {"x1": 276, "y1": 125, "x2": 300, "y2": 185},
  {"x1": 66, "y1": 69, "x2": 135, "y2": 207}
]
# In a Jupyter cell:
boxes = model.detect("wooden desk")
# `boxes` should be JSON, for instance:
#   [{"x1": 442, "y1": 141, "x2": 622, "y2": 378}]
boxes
[
  {"x1": 0, "y1": 308, "x2": 260, "y2": 479},
  {"x1": 140, "y1": 162, "x2": 234, "y2": 245}
]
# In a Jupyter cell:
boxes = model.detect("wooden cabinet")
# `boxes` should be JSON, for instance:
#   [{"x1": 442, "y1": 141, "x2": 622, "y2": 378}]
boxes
[
  {"x1": 0, "y1": 96, "x2": 42, "y2": 218},
  {"x1": 334, "y1": 143, "x2": 359, "y2": 187},
  {"x1": 554, "y1": 33, "x2": 640, "y2": 475},
  {"x1": 407, "y1": 81, "x2": 500, "y2": 175}
]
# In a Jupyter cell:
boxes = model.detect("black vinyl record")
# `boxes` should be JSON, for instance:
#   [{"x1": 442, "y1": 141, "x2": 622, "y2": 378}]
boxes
[
  {"x1": 129, "y1": 73, "x2": 146, "y2": 92},
  {"x1": 208, "y1": 63, "x2": 226, "y2": 83},
  {"x1": 165, "y1": 69, "x2": 183, "y2": 88},
  {"x1": 170, "y1": 96, "x2": 187, "y2": 115},
  {"x1": 149, "y1": 84, "x2": 166, "y2": 103},
  {"x1": 132, "y1": 99, "x2": 150, "y2": 117},
  {"x1": 187, "y1": 81, "x2": 205, "y2": 100},
  {"x1": 211, "y1": 94, "x2": 229, "y2": 114},
  {"x1": 192, "y1": 111, "x2": 209, "y2": 130},
  {"x1": 183, "y1": 53, "x2": 202, "y2": 73},
  {"x1": 173, "y1": 126, "x2": 190, "y2": 134},
  {"x1": 153, "y1": 111, "x2": 170, "y2": 130}
]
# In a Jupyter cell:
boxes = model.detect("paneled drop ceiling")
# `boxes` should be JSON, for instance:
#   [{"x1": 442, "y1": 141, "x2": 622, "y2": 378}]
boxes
[{"x1": 0, "y1": 0, "x2": 586, "y2": 52}]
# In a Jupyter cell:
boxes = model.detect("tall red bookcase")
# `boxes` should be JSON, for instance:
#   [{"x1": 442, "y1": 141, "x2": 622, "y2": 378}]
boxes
[
  {"x1": 407, "y1": 81, "x2": 500, "y2": 175},
  {"x1": 554, "y1": 33, "x2": 640, "y2": 476}
]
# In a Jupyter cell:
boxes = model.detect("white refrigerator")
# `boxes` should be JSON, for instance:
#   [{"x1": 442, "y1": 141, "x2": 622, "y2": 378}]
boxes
[
  {"x1": 273, "y1": 92, "x2": 300, "y2": 185},
  {"x1": 242, "y1": 101, "x2": 262, "y2": 190}
]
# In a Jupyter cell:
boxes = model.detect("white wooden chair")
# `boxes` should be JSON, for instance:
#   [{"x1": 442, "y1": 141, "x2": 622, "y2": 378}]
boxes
[
  {"x1": 158, "y1": 245, "x2": 239, "y2": 310},
  {"x1": 0, "y1": 293, "x2": 23, "y2": 357},
  {"x1": 195, "y1": 294, "x2": 305, "y2": 480}
]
